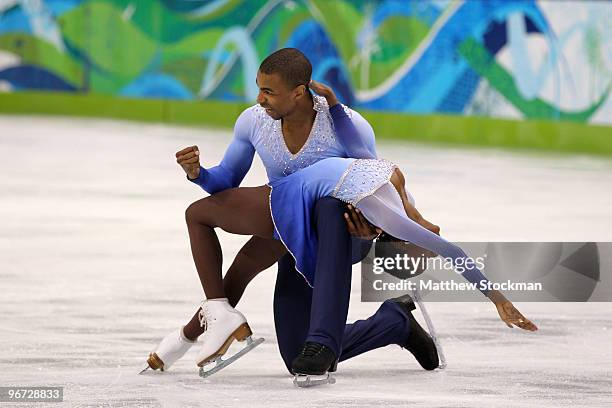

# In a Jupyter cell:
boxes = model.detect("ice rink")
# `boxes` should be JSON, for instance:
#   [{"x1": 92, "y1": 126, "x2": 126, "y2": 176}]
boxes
[{"x1": 1, "y1": 115, "x2": 612, "y2": 407}]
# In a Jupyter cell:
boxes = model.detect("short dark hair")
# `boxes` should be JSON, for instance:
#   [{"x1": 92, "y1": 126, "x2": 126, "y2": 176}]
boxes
[{"x1": 259, "y1": 48, "x2": 312, "y2": 89}]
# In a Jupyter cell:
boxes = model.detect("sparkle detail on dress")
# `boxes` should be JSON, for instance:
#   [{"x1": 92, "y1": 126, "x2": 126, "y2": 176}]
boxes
[
  {"x1": 253, "y1": 95, "x2": 352, "y2": 177},
  {"x1": 332, "y1": 159, "x2": 398, "y2": 205},
  {"x1": 267, "y1": 184, "x2": 314, "y2": 288}
]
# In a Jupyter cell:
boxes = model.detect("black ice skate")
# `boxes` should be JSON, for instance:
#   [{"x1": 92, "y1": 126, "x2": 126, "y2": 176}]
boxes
[
  {"x1": 291, "y1": 342, "x2": 338, "y2": 387},
  {"x1": 391, "y1": 293, "x2": 443, "y2": 370}
]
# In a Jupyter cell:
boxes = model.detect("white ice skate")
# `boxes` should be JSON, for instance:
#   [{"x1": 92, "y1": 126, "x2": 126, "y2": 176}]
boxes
[
  {"x1": 196, "y1": 298, "x2": 264, "y2": 378},
  {"x1": 140, "y1": 327, "x2": 196, "y2": 373}
]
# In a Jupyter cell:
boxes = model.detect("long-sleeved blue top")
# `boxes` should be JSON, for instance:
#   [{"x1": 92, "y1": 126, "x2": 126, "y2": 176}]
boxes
[
  {"x1": 189, "y1": 95, "x2": 377, "y2": 194},
  {"x1": 190, "y1": 95, "x2": 491, "y2": 293}
]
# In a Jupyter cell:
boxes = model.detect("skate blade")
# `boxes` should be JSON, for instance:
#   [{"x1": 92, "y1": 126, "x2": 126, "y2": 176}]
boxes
[
  {"x1": 199, "y1": 336, "x2": 265, "y2": 378},
  {"x1": 411, "y1": 288, "x2": 447, "y2": 370},
  {"x1": 293, "y1": 373, "x2": 336, "y2": 388}
]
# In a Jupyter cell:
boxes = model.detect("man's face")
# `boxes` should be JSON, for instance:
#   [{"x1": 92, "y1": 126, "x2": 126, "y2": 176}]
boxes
[{"x1": 256, "y1": 71, "x2": 306, "y2": 120}]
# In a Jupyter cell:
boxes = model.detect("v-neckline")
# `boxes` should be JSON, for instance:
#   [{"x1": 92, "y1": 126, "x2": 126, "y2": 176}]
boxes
[{"x1": 279, "y1": 109, "x2": 319, "y2": 158}]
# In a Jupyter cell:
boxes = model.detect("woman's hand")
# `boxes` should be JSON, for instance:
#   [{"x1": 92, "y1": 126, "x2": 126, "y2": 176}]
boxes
[
  {"x1": 309, "y1": 80, "x2": 339, "y2": 107},
  {"x1": 494, "y1": 300, "x2": 538, "y2": 331},
  {"x1": 176, "y1": 145, "x2": 201, "y2": 180}
]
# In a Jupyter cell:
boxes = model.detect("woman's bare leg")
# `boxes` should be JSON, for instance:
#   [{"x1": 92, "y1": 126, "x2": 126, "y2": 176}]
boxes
[
  {"x1": 183, "y1": 236, "x2": 286, "y2": 340},
  {"x1": 224, "y1": 237, "x2": 287, "y2": 305},
  {"x1": 184, "y1": 186, "x2": 274, "y2": 300}
]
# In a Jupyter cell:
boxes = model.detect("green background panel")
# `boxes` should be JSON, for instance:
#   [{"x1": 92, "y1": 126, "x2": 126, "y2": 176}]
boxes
[{"x1": 1, "y1": 91, "x2": 609, "y2": 155}]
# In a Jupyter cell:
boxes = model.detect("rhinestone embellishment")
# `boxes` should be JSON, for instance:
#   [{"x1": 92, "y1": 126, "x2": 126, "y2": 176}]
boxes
[
  {"x1": 333, "y1": 159, "x2": 397, "y2": 205},
  {"x1": 253, "y1": 95, "x2": 351, "y2": 177}
]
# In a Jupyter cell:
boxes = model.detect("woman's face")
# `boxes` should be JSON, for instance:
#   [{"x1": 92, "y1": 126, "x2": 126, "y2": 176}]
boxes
[{"x1": 256, "y1": 71, "x2": 306, "y2": 120}]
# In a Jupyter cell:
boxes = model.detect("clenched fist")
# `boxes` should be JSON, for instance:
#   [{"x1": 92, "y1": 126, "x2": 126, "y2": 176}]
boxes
[{"x1": 176, "y1": 145, "x2": 201, "y2": 180}]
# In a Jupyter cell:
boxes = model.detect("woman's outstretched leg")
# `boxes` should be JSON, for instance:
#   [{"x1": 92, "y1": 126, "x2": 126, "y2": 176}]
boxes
[{"x1": 184, "y1": 186, "x2": 274, "y2": 299}]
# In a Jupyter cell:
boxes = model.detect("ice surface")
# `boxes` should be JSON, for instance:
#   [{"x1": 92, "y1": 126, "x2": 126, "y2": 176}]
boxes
[{"x1": 1, "y1": 115, "x2": 612, "y2": 407}]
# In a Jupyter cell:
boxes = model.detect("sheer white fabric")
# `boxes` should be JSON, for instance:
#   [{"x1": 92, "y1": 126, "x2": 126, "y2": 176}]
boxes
[
  {"x1": 333, "y1": 159, "x2": 397, "y2": 205},
  {"x1": 357, "y1": 182, "x2": 473, "y2": 275}
]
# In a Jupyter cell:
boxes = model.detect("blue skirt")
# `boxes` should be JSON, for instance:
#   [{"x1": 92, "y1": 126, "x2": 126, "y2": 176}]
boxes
[{"x1": 268, "y1": 158, "x2": 397, "y2": 286}]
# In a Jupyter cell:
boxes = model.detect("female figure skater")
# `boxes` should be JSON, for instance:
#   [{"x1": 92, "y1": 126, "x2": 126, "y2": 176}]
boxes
[{"x1": 145, "y1": 86, "x2": 537, "y2": 377}]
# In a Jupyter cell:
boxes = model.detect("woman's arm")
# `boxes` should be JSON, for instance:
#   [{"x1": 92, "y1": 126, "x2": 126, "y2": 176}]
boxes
[
  {"x1": 309, "y1": 80, "x2": 376, "y2": 159},
  {"x1": 368, "y1": 170, "x2": 538, "y2": 331},
  {"x1": 386, "y1": 169, "x2": 537, "y2": 331},
  {"x1": 188, "y1": 109, "x2": 256, "y2": 194},
  {"x1": 488, "y1": 290, "x2": 538, "y2": 330},
  {"x1": 389, "y1": 168, "x2": 440, "y2": 235}
]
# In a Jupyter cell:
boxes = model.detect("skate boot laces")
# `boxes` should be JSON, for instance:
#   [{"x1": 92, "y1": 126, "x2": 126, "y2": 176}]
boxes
[
  {"x1": 198, "y1": 303, "x2": 214, "y2": 332},
  {"x1": 301, "y1": 342, "x2": 325, "y2": 357}
]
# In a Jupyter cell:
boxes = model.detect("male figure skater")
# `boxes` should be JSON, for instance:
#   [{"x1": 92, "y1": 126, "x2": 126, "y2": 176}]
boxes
[{"x1": 146, "y1": 48, "x2": 461, "y2": 380}]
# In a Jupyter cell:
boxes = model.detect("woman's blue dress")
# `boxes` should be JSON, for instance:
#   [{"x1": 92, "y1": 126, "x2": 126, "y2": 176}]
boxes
[
  {"x1": 269, "y1": 157, "x2": 397, "y2": 286},
  {"x1": 268, "y1": 157, "x2": 490, "y2": 292}
]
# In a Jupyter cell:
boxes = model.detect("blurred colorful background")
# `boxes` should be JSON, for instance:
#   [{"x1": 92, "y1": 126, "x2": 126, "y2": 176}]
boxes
[
  {"x1": 0, "y1": 0, "x2": 610, "y2": 153},
  {"x1": 2, "y1": 4, "x2": 612, "y2": 403}
]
